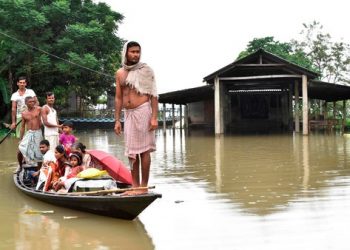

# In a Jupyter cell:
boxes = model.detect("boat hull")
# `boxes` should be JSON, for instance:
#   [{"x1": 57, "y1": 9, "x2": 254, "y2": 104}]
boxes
[{"x1": 13, "y1": 172, "x2": 161, "y2": 220}]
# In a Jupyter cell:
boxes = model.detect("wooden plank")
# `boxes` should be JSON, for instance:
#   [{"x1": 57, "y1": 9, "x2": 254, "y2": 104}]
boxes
[
  {"x1": 235, "y1": 63, "x2": 286, "y2": 67},
  {"x1": 220, "y1": 74, "x2": 301, "y2": 81},
  {"x1": 66, "y1": 186, "x2": 156, "y2": 196}
]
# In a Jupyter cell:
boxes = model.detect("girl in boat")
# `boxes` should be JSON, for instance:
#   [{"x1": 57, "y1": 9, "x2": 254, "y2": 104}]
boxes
[
  {"x1": 54, "y1": 152, "x2": 84, "y2": 192},
  {"x1": 59, "y1": 121, "x2": 76, "y2": 155},
  {"x1": 71, "y1": 142, "x2": 91, "y2": 169},
  {"x1": 66, "y1": 152, "x2": 84, "y2": 179}
]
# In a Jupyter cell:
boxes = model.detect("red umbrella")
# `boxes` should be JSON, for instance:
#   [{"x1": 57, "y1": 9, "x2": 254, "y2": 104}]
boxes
[{"x1": 88, "y1": 150, "x2": 132, "y2": 185}]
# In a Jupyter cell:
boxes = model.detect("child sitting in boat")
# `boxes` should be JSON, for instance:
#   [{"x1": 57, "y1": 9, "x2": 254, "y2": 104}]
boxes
[
  {"x1": 71, "y1": 142, "x2": 91, "y2": 169},
  {"x1": 54, "y1": 152, "x2": 84, "y2": 192},
  {"x1": 67, "y1": 152, "x2": 84, "y2": 179},
  {"x1": 59, "y1": 121, "x2": 76, "y2": 155}
]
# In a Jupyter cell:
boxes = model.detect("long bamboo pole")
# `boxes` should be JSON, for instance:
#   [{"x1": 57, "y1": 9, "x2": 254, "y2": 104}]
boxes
[
  {"x1": 64, "y1": 186, "x2": 156, "y2": 196},
  {"x1": 0, "y1": 120, "x2": 22, "y2": 144}
]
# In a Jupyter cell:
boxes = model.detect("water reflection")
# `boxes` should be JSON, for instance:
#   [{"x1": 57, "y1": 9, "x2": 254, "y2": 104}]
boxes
[
  {"x1": 155, "y1": 130, "x2": 350, "y2": 215},
  {"x1": 302, "y1": 135, "x2": 310, "y2": 189},
  {"x1": 0, "y1": 167, "x2": 154, "y2": 250},
  {"x1": 215, "y1": 136, "x2": 223, "y2": 192},
  {"x1": 2, "y1": 129, "x2": 350, "y2": 250},
  {"x1": 13, "y1": 204, "x2": 153, "y2": 250}
]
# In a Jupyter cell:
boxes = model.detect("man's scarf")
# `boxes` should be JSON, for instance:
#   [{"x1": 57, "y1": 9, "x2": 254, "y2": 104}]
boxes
[{"x1": 122, "y1": 42, "x2": 158, "y2": 97}]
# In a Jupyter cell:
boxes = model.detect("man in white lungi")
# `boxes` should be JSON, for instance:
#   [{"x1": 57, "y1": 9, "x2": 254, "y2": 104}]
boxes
[
  {"x1": 114, "y1": 41, "x2": 158, "y2": 195},
  {"x1": 18, "y1": 96, "x2": 43, "y2": 171}
]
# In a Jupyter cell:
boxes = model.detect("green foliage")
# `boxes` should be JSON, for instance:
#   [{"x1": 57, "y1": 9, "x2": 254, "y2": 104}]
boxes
[
  {"x1": 0, "y1": 77, "x2": 10, "y2": 104},
  {"x1": 238, "y1": 36, "x2": 316, "y2": 72},
  {"x1": 292, "y1": 21, "x2": 350, "y2": 83},
  {"x1": 0, "y1": 0, "x2": 123, "y2": 110},
  {"x1": 50, "y1": 85, "x2": 70, "y2": 111},
  {"x1": 238, "y1": 37, "x2": 291, "y2": 57},
  {"x1": 239, "y1": 27, "x2": 350, "y2": 121},
  {"x1": 239, "y1": 22, "x2": 350, "y2": 85},
  {"x1": 97, "y1": 94, "x2": 107, "y2": 104}
]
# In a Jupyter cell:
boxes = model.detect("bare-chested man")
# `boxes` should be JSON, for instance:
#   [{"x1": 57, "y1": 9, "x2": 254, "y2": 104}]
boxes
[
  {"x1": 114, "y1": 41, "x2": 158, "y2": 194},
  {"x1": 17, "y1": 96, "x2": 43, "y2": 171}
]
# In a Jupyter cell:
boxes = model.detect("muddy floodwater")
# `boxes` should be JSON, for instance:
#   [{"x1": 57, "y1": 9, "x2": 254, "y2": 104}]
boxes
[{"x1": 1, "y1": 129, "x2": 350, "y2": 250}]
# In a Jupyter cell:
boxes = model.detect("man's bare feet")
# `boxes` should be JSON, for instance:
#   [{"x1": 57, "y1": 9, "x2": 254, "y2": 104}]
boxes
[
  {"x1": 121, "y1": 190, "x2": 137, "y2": 196},
  {"x1": 135, "y1": 188, "x2": 148, "y2": 195},
  {"x1": 121, "y1": 188, "x2": 148, "y2": 196}
]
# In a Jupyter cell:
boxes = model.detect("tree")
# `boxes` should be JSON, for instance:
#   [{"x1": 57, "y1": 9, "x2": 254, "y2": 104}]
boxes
[
  {"x1": 291, "y1": 21, "x2": 350, "y2": 83},
  {"x1": 0, "y1": 0, "x2": 123, "y2": 114},
  {"x1": 237, "y1": 36, "x2": 315, "y2": 72}
]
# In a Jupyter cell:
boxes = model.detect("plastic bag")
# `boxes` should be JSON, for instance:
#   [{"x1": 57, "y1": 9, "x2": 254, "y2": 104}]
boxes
[{"x1": 77, "y1": 168, "x2": 107, "y2": 179}]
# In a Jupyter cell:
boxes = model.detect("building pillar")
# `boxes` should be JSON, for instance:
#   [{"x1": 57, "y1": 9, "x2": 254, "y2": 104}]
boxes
[
  {"x1": 319, "y1": 100, "x2": 323, "y2": 119},
  {"x1": 294, "y1": 80, "x2": 300, "y2": 132},
  {"x1": 289, "y1": 83, "x2": 293, "y2": 131},
  {"x1": 323, "y1": 101, "x2": 327, "y2": 119},
  {"x1": 184, "y1": 104, "x2": 188, "y2": 129},
  {"x1": 214, "y1": 77, "x2": 224, "y2": 134},
  {"x1": 172, "y1": 103, "x2": 175, "y2": 128},
  {"x1": 302, "y1": 75, "x2": 308, "y2": 135},
  {"x1": 342, "y1": 100, "x2": 346, "y2": 133},
  {"x1": 162, "y1": 103, "x2": 166, "y2": 132},
  {"x1": 179, "y1": 105, "x2": 183, "y2": 129},
  {"x1": 281, "y1": 90, "x2": 288, "y2": 128}
]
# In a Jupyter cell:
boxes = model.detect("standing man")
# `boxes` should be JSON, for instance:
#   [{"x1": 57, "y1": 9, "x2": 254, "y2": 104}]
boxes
[
  {"x1": 41, "y1": 92, "x2": 61, "y2": 151},
  {"x1": 18, "y1": 96, "x2": 43, "y2": 170},
  {"x1": 114, "y1": 41, "x2": 158, "y2": 194},
  {"x1": 10, "y1": 76, "x2": 39, "y2": 137}
]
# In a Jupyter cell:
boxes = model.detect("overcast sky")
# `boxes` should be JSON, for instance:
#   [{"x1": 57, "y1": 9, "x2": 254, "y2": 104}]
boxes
[{"x1": 98, "y1": 0, "x2": 349, "y2": 94}]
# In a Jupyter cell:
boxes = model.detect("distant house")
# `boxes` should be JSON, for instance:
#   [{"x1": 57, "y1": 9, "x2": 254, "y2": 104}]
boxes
[{"x1": 159, "y1": 49, "x2": 350, "y2": 135}]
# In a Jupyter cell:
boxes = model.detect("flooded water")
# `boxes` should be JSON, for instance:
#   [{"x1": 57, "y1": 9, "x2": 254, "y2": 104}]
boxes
[{"x1": 1, "y1": 129, "x2": 350, "y2": 249}]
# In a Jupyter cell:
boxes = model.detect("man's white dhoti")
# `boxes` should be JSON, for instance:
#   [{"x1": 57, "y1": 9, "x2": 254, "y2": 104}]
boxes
[{"x1": 19, "y1": 129, "x2": 43, "y2": 165}]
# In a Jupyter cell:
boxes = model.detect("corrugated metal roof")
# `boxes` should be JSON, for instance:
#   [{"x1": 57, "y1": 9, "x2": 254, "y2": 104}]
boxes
[
  {"x1": 159, "y1": 85, "x2": 213, "y2": 104},
  {"x1": 309, "y1": 80, "x2": 350, "y2": 101}
]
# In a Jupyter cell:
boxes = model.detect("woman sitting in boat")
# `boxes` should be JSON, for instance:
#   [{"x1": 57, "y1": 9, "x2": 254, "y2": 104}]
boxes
[
  {"x1": 54, "y1": 152, "x2": 84, "y2": 192},
  {"x1": 49, "y1": 145, "x2": 72, "y2": 192},
  {"x1": 71, "y1": 142, "x2": 91, "y2": 169}
]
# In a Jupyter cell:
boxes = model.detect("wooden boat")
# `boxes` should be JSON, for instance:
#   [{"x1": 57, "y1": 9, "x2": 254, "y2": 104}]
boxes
[{"x1": 13, "y1": 151, "x2": 161, "y2": 220}]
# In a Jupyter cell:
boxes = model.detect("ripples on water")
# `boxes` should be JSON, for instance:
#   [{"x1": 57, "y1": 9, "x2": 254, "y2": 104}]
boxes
[{"x1": 1, "y1": 129, "x2": 350, "y2": 249}]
